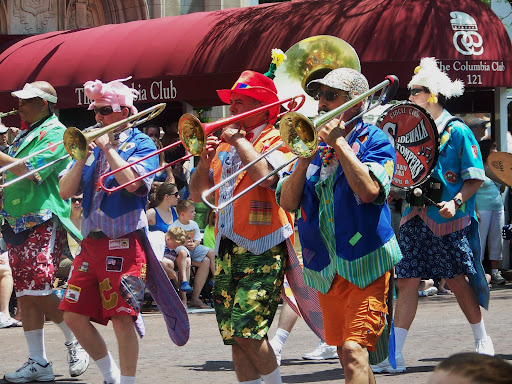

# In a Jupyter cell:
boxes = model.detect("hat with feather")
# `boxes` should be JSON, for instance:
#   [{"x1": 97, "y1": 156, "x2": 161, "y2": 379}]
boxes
[{"x1": 408, "y1": 57, "x2": 464, "y2": 104}]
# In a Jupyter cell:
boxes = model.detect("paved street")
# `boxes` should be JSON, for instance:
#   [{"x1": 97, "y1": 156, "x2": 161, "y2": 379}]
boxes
[{"x1": 1, "y1": 286, "x2": 511, "y2": 383}]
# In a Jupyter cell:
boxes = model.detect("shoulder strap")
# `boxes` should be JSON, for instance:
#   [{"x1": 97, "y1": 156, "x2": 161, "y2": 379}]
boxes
[{"x1": 438, "y1": 116, "x2": 465, "y2": 136}]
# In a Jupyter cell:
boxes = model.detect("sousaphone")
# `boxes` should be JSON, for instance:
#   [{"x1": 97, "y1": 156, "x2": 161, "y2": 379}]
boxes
[{"x1": 274, "y1": 35, "x2": 361, "y2": 117}]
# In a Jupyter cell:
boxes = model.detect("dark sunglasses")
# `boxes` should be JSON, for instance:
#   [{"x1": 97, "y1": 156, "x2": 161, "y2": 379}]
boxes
[
  {"x1": 313, "y1": 90, "x2": 340, "y2": 102},
  {"x1": 71, "y1": 197, "x2": 83, "y2": 203},
  {"x1": 410, "y1": 88, "x2": 428, "y2": 96},
  {"x1": 93, "y1": 106, "x2": 114, "y2": 116},
  {"x1": 169, "y1": 192, "x2": 180, "y2": 198}
]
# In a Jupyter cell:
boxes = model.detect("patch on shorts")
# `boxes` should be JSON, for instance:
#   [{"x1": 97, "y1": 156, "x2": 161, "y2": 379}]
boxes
[
  {"x1": 109, "y1": 239, "x2": 129, "y2": 250},
  {"x1": 120, "y1": 275, "x2": 145, "y2": 313},
  {"x1": 106, "y1": 256, "x2": 124, "y2": 272},
  {"x1": 65, "y1": 284, "x2": 81, "y2": 303}
]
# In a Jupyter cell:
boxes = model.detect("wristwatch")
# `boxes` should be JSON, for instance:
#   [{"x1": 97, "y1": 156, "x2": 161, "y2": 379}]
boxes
[{"x1": 453, "y1": 197, "x2": 463, "y2": 209}]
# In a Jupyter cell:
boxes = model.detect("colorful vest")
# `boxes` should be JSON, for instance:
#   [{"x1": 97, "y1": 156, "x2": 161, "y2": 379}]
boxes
[{"x1": 211, "y1": 124, "x2": 295, "y2": 252}]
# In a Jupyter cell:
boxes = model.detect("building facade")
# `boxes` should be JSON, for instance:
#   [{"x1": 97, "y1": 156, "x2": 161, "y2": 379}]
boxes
[{"x1": 0, "y1": 0, "x2": 269, "y2": 34}]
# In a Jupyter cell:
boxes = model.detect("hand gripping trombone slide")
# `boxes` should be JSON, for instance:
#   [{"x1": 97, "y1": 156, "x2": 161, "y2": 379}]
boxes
[{"x1": 201, "y1": 75, "x2": 399, "y2": 212}]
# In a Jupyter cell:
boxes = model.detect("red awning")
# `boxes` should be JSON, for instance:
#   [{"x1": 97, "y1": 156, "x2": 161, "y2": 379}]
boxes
[{"x1": 0, "y1": 0, "x2": 510, "y2": 112}]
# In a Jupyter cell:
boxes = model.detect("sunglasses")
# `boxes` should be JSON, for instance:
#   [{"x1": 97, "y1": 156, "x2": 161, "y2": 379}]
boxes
[
  {"x1": 169, "y1": 192, "x2": 180, "y2": 198},
  {"x1": 313, "y1": 90, "x2": 341, "y2": 102},
  {"x1": 71, "y1": 197, "x2": 82, "y2": 203},
  {"x1": 93, "y1": 106, "x2": 114, "y2": 116},
  {"x1": 410, "y1": 88, "x2": 428, "y2": 96}
]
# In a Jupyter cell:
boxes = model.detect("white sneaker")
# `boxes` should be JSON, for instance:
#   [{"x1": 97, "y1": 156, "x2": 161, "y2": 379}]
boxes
[
  {"x1": 419, "y1": 287, "x2": 438, "y2": 297},
  {"x1": 4, "y1": 359, "x2": 55, "y2": 383},
  {"x1": 66, "y1": 340, "x2": 90, "y2": 377},
  {"x1": 475, "y1": 335, "x2": 495, "y2": 356},
  {"x1": 302, "y1": 341, "x2": 338, "y2": 360},
  {"x1": 370, "y1": 353, "x2": 406, "y2": 373}
]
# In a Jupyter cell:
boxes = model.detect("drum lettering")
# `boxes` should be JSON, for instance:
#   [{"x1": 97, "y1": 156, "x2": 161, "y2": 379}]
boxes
[
  {"x1": 396, "y1": 120, "x2": 429, "y2": 145},
  {"x1": 396, "y1": 143, "x2": 425, "y2": 181}
]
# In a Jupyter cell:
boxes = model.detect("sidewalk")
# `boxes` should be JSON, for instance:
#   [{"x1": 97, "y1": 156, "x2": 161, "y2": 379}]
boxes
[{"x1": 1, "y1": 286, "x2": 511, "y2": 383}]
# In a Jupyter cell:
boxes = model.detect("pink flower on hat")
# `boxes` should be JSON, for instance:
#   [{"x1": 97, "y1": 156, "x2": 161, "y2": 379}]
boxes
[{"x1": 84, "y1": 76, "x2": 139, "y2": 114}]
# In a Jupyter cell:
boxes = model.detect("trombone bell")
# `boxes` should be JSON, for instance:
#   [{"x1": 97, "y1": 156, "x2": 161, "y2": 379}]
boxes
[
  {"x1": 63, "y1": 127, "x2": 88, "y2": 160},
  {"x1": 279, "y1": 112, "x2": 317, "y2": 158},
  {"x1": 178, "y1": 114, "x2": 205, "y2": 156}
]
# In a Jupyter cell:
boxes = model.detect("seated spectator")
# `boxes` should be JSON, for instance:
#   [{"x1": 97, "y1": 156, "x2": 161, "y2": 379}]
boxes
[
  {"x1": 427, "y1": 352, "x2": 512, "y2": 384},
  {"x1": 172, "y1": 200, "x2": 215, "y2": 309},
  {"x1": 144, "y1": 124, "x2": 161, "y2": 140},
  {"x1": 56, "y1": 194, "x2": 84, "y2": 288},
  {"x1": 0, "y1": 251, "x2": 22, "y2": 328},
  {"x1": 163, "y1": 227, "x2": 192, "y2": 307},
  {"x1": 161, "y1": 122, "x2": 190, "y2": 198},
  {"x1": 147, "y1": 182, "x2": 179, "y2": 232},
  {"x1": 203, "y1": 209, "x2": 216, "y2": 250},
  {"x1": 150, "y1": 137, "x2": 175, "y2": 194}
]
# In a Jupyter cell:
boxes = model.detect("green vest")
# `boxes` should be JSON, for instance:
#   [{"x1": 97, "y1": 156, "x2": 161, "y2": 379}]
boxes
[{"x1": 3, "y1": 114, "x2": 81, "y2": 239}]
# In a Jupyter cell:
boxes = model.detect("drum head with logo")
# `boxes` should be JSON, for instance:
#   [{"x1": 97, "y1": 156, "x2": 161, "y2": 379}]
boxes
[{"x1": 378, "y1": 102, "x2": 439, "y2": 190}]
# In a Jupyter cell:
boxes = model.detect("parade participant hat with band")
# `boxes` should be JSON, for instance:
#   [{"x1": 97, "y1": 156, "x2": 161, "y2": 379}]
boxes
[
  {"x1": 408, "y1": 57, "x2": 464, "y2": 104},
  {"x1": 84, "y1": 76, "x2": 139, "y2": 114},
  {"x1": 11, "y1": 81, "x2": 58, "y2": 104},
  {"x1": 306, "y1": 67, "x2": 369, "y2": 100},
  {"x1": 217, "y1": 49, "x2": 286, "y2": 120}
]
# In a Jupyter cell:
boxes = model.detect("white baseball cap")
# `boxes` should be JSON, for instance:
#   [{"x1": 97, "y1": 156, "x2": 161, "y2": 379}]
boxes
[{"x1": 11, "y1": 82, "x2": 58, "y2": 103}]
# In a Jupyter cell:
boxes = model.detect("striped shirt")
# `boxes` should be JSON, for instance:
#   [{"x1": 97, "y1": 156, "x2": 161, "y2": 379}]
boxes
[{"x1": 302, "y1": 162, "x2": 402, "y2": 292}]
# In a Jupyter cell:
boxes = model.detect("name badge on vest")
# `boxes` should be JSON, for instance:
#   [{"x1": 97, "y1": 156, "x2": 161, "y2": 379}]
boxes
[{"x1": 109, "y1": 238, "x2": 129, "y2": 250}]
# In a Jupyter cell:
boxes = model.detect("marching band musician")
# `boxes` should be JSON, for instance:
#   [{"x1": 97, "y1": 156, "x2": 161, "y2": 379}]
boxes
[
  {"x1": 372, "y1": 57, "x2": 494, "y2": 374},
  {"x1": 189, "y1": 66, "x2": 296, "y2": 384},
  {"x1": 278, "y1": 68, "x2": 402, "y2": 384},
  {"x1": 58, "y1": 78, "x2": 159, "y2": 384},
  {"x1": 1, "y1": 81, "x2": 89, "y2": 383}
]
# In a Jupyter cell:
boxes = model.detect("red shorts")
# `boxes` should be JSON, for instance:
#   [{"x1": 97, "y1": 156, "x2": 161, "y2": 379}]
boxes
[
  {"x1": 7, "y1": 219, "x2": 67, "y2": 296},
  {"x1": 318, "y1": 272, "x2": 390, "y2": 351},
  {"x1": 59, "y1": 231, "x2": 147, "y2": 325}
]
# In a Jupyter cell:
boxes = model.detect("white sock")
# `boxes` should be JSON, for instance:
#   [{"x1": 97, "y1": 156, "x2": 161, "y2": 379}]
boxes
[
  {"x1": 56, "y1": 321, "x2": 77, "y2": 344},
  {"x1": 120, "y1": 375, "x2": 136, "y2": 384},
  {"x1": 260, "y1": 367, "x2": 282, "y2": 384},
  {"x1": 25, "y1": 329, "x2": 48, "y2": 365},
  {"x1": 470, "y1": 319, "x2": 488, "y2": 341},
  {"x1": 239, "y1": 380, "x2": 262, "y2": 384},
  {"x1": 394, "y1": 327, "x2": 408, "y2": 356},
  {"x1": 95, "y1": 352, "x2": 120, "y2": 383},
  {"x1": 269, "y1": 328, "x2": 289, "y2": 353}
]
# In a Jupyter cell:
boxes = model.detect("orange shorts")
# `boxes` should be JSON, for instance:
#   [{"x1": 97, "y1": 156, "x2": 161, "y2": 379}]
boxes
[{"x1": 318, "y1": 272, "x2": 390, "y2": 351}]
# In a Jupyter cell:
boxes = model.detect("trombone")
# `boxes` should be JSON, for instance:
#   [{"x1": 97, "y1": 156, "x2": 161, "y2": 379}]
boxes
[
  {"x1": 201, "y1": 75, "x2": 399, "y2": 212},
  {"x1": 0, "y1": 103, "x2": 166, "y2": 189},
  {"x1": 96, "y1": 96, "x2": 305, "y2": 194},
  {"x1": 178, "y1": 95, "x2": 306, "y2": 155},
  {"x1": 0, "y1": 110, "x2": 18, "y2": 119}
]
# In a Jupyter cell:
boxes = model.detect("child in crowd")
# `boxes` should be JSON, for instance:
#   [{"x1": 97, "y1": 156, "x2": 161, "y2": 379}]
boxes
[
  {"x1": 172, "y1": 200, "x2": 215, "y2": 309},
  {"x1": 162, "y1": 227, "x2": 192, "y2": 307},
  {"x1": 203, "y1": 209, "x2": 216, "y2": 250}
]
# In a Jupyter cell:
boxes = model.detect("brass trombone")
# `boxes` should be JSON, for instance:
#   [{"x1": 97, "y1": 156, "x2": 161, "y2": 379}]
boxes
[
  {"x1": 97, "y1": 96, "x2": 306, "y2": 194},
  {"x1": 0, "y1": 103, "x2": 166, "y2": 189},
  {"x1": 178, "y1": 95, "x2": 306, "y2": 155},
  {"x1": 201, "y1": 75, "x2": 399, "y2": 212},
  {"x1": 0, "y1": 110, "x2": 18, "y2": 119}
]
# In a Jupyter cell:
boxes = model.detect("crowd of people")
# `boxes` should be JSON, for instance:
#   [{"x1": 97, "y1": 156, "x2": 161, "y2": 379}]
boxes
[{"x1": 0, "y1": 51, "x2": 510, "y2": 384}]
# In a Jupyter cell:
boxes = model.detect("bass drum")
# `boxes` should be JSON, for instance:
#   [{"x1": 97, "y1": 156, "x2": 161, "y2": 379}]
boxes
[{"x1": 377, "y1": 102, "x2": 439, "y2": 190}]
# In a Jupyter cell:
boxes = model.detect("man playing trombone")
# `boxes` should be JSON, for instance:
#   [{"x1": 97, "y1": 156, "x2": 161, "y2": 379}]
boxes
[
  {"x1": 189, "y1": 70, "x2": 295, "y2": 384},
  {"x1": 58, "y1": 78, "x2": 159, "y2": 384},
  {"x1": 277, "y1": 68, "x2": 402, "y2": 384},
  {"x1": 1, "y1": 81, "x2": 89, "y2": 383}
]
